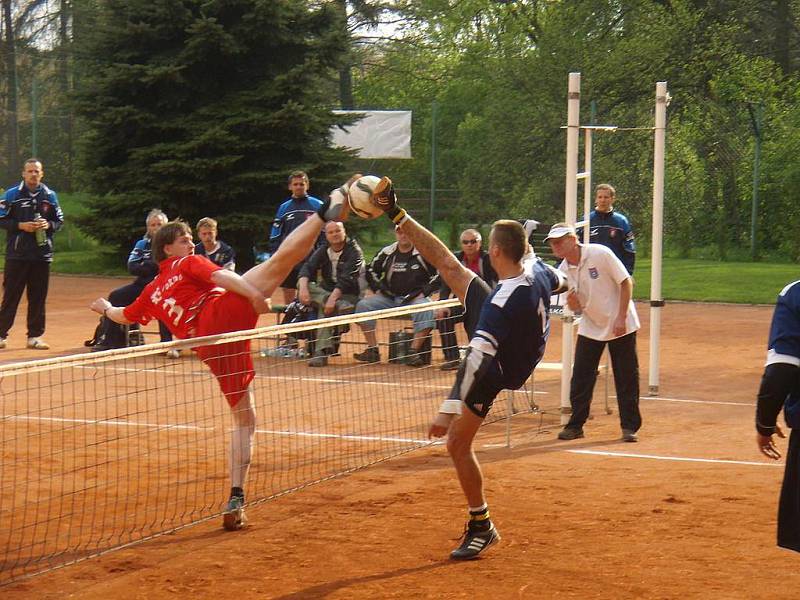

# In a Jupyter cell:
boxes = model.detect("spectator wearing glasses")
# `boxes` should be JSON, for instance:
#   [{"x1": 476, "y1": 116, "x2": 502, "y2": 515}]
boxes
[{"x1": 435, "y1": 229, "x2": 498, "y2": 370}]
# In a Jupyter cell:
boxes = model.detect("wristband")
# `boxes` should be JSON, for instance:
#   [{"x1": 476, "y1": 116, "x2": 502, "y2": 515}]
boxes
[
  {"x1": 103, "y1": 307, "x2": 110, "y2": 318},
  {"x1": 438, "y1": 398, "x2": 463, "y2": 415}
]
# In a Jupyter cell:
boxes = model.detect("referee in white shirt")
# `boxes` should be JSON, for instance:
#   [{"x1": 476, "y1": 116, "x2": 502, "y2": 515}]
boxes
[{"x1": 545, "y1": 223, "x2": 642, "y2": 442}]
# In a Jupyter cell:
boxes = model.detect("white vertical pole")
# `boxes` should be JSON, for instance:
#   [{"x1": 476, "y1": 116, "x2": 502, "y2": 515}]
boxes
[
  {"x1": 582, "y1": 129, "x2": 593, "y2": 244},
  {"x1": 649, "y1": 82, "x2": 668, "y2": 394},
  {"x1": 561, "y1": 72, "x2": 581, "y2": 425}
]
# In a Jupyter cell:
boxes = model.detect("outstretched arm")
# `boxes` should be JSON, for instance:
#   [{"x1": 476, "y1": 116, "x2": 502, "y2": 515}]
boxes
[
  {"x1": 90, "y1": 298, "x2": 134, "y2": 325},
  {"x1": 370, "y1": 178, "x2": 474, "y2": 304}
]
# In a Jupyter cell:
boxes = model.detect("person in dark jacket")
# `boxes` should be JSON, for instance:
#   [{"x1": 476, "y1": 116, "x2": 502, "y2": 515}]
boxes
[
  {"x1": 91, "y1": 209, "x2": 173, "y2": 352},
  {"x1": 587, "y1": 183, "x2": 635, "y2": 275},
  {"x1": 353, "y1": 226, "x2": 439, "y2": 366},
  {"x1": 269, "y1": 171, "x2": 323, "y2": 305},
  {"x1": 195, "y1": 217, "x2": 236, "y2": 270},
  {"x1": 297, "y1": 221, "x2": 365, "y2": 366},
  {"x1": 0, "y1": 158, "x2": 64, "y2": 350},
  {"x1": 436, "y1": 229, "x2": 498, "y2": 370}
]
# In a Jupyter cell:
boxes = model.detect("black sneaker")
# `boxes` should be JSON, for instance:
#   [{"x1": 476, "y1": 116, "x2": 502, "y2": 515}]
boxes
[
  {"x1": 353, "y1": 346, "x2": 380, "y2": 363},
  {"x1": 405, "y1": 354, "x2": 426, "y2": 367},
  {"x1": 450, "y1": 522, "x2": 501, "y2": 560},
  {"x1": 557, "y1": 427, "x2": 584, "y2": 441},
  {"x1": 440, "y1": 359, "x2": 461, "y2": 371},
  {"x1": 621, "y1": 429, "x2": 639, "y2": 442},
  {"x1": 308, "y1": 354, "x2": 328, "y2": 367}
]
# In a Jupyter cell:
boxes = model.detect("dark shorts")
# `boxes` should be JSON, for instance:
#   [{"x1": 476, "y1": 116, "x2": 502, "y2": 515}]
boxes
[
  {"x1": 280, "y1": 267, "x2": 301, "y2": 290},
  {"x1": 463, "y1": 276, "x2": 491, "y2": 339},
  {"x1": 463, "y1": 372, "x2": 504, "y2": 419},
  {"x1": 779, "y1": 428, "x2": 800, "y2": 553}
]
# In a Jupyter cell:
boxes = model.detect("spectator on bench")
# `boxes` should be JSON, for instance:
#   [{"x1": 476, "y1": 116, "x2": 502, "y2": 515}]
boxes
[
  {"x1": 436, "y1": 228, "x2": 497, "y2": 370},
  {"x1": 353, "y1": 225, "x2": 439, "y2": 367},
  {"x1": 194, "y1": 217, "x2": 236, "y2": 271},
  {"x1": 297, "y1": 221, "x2": 365, "y2": 367},
  {"x1": 92, "y1": 209, "x2": 173, "y2": 353}
]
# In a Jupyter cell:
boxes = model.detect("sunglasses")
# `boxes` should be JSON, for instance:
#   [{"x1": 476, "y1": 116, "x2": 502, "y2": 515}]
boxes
[{"x1": 461, "y1": 239, "x2": 479, "y2": 244}]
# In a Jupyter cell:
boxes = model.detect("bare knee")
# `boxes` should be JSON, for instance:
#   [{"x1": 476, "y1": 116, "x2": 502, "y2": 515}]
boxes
[{"x1": 447, "y1": 429, "x2": 474, "y2": 459}]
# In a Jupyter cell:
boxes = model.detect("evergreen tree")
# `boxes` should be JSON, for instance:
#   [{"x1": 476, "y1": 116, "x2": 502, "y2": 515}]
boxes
[{"x1": 73, "y1": 0, "x2": 352, "y2": 269}]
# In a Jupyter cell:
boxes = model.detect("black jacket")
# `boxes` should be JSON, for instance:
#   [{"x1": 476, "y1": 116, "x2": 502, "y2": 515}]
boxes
[
  {"x1": 298, "y1": 237, "x2": 365, "y2": 297},
  {"x1": 366, "y1": 242, "x2": 439, "y2": 299},
  {"x1": 440, "y1": 250, "x2": 498, "y2": 299}
]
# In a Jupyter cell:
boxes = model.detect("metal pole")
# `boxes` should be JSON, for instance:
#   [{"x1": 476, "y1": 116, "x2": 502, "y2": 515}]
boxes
[
  {"x1": 748, "y1": 102, "x2": 763, "y2": 261},
  {"x1": 648, "y1": 82, "x2": 668, "y2": 395},
  {"x1": 561, "y1": 73, "x2": 581, "y2": 425},
  {"x1": 429, "y1": 100, "x2": 437, "y2": 231}
]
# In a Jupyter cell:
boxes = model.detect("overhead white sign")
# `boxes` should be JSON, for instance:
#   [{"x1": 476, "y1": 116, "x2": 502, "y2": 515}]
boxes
[{"x1": 331, "y1": 110, "x2": 412, "y2": 159}]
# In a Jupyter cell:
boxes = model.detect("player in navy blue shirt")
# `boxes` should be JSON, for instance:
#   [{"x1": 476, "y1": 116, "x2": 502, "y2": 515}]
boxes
[
  {"x1": 756, "y1": 279, "x2": 800, "y2": 552},
  {"x1": 364, "y1": 175, "x2": 566, "y2": 560},
  {"x1": 269, "y1": 171, "x2": 323, "y2": 305},
  {"x1": 195, "y1": 217, "x2": 236, "y2": 270}
]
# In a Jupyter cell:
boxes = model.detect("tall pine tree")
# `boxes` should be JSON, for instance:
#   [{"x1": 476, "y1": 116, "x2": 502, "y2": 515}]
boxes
[{"x1": 74, "y1": 0, "x2": 352, "y2": 269}]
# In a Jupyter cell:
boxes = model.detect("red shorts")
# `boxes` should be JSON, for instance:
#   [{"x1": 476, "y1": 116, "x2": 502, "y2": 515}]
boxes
[{"x1": 194, "y1": 292, "x2": 259, "y2": 407}]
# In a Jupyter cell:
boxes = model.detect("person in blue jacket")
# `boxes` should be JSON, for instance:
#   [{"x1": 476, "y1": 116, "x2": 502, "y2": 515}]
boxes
[
  {"x1": 0, "y1": 158, "x2": 64, "y2": 350},
  {"x1": 756, "y1": 279, "x2": 800, "y2": 553},
  {"x1": 91, "y1": 209, "x2": 173, "y2": 352},
  {"x1": 269, "y1": 171, "x2": 323, "y2": 305},
  {"x1": 588, "y1": 183, "x2": 635, "y2": 275}
]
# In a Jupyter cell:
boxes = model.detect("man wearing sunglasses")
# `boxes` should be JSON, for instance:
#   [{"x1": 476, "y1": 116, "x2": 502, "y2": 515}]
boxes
[{"x1": 435, "y1": 229, "x2": 498, "y2": 370}]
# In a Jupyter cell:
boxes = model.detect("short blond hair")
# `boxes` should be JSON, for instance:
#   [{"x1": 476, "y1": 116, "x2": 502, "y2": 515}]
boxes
[{"x1": 196, "y1": 217, "x2": 217, "y2": 231}]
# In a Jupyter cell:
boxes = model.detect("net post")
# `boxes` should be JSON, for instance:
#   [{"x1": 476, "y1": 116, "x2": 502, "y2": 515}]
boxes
[{"x1": 649, "y1": 81, "x2": 668, "y2": 395}]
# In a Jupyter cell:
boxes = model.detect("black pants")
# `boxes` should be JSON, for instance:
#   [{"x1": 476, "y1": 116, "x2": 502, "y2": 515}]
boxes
[
  {"x1": 566, "y1": 332, "x2": 641, "y2": 432},
  {"x1": 101, "y1": 280, "x2": 171, "y2": 348},
  {"x1": 779, "y1": 428, "x2": 800, "y2": 552},
  {"x1": 436, "y1": 305, "x2": 464, "y2": 361},
  {"x1": 0, "y1": 260, "x2": 50, "y2": 338}
]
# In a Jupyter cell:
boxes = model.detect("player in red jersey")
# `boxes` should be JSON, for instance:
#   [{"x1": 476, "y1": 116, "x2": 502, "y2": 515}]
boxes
[{"x1": 90, "y1": 179, "x2": 354, "y2": 531}]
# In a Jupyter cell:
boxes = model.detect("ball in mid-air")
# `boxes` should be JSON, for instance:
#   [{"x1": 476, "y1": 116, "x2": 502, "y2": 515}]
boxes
[{"x1": 347, "y1": 175, "x2": 384, "y2": 220}]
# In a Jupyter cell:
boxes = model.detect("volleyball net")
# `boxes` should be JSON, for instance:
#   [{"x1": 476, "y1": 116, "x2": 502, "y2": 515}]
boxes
[{"x1": 0, "y1": 299, "x2": 562, "y2": 584}]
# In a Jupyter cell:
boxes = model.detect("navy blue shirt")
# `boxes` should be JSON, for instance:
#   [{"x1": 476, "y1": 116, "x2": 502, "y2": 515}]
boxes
[
  {"x1": 471, "y1": 260, "x2": 559, "y2": 390},
  {"x1": 195, "y1": 240, "x2": 236, "y2": 270},
  {"x1": 589, "y1": 209, "x2": 635, "y2": 275},
  {"x1": 269, "y1": 195, "x2": 322, "y2": 254}
]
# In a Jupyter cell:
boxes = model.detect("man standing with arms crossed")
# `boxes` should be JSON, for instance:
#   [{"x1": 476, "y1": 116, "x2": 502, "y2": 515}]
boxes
[
  {"x1": 0, "y1": 158, "x2": 64, "y2": 350},
  {"x1": 546, "y1": 223, "x2": 642, "y2": 442},
  {"x1": 362, "y1": 176, "x2": 566, "y2": 560}
]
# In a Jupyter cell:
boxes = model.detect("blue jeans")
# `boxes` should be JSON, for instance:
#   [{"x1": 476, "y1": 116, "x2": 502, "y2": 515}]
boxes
[{"x1": 354, "y1": 293, "x2": 435, "y2": 332}]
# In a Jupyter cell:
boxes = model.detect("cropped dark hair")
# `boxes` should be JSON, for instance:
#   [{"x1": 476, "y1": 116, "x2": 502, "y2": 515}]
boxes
[
  {"x1": 288, "y1": 170, "x2": 309, "y2": 185},
  {"x1": 152, "y1": 220, "x2": 192, "y2": 263},
  {"x1": 490, "y1": 220, "x2": 527, "y2": 263}
]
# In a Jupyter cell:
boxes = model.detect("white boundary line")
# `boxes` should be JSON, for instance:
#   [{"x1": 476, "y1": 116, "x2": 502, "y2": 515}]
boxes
[
  {"x1": 568, "y1": 449, "x2": 783, "y2": 467},
  {"x1": 642, "y1": 395, "x2": 754, "y2": 407}
]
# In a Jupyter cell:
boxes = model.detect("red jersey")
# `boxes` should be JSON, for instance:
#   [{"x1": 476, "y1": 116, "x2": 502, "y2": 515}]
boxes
[
  {"x1": 124, "y1": 255, "x2": 223, "y2": 339},
  {"x1": 123, "y1": 254, "x2": 260, "y2": 407}
]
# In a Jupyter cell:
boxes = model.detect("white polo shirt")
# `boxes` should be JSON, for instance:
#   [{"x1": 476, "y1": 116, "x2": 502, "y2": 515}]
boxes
[{"x1": 558, "y1": 243, "x2": 640, "y2": 341}]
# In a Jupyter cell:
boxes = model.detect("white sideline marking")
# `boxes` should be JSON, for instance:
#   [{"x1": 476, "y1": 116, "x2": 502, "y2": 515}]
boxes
[
  {"x1": 568, "y1": 449, "x2": 783, "y2": 467},
  {"x1": 643, "y1": 395, "x2": 754, "y2": 407},
  {"x1": 256, "y1": 428, "x2": 429, "y2": 444},
  {"x1": 1, "y1": 414, "x2": 429, "y2": 445},
  {"x1": 4, "y1": 414, "x2": 213, "y2": 431}
]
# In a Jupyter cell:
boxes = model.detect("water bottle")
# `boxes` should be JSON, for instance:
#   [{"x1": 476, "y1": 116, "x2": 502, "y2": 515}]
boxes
[{"x1": 33, "y1": 212, "x2": 47, "y2": 247}]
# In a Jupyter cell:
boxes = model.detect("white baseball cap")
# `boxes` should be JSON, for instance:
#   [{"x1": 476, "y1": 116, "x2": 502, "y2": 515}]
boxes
[{"x1": 544, "y1": 223, "x2": 577, "y2": 241}]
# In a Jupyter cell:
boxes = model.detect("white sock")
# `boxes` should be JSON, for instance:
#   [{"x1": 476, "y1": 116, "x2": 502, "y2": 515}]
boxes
[{"x1": 230, "y1": 390, "x2": 256, "y2": 490}]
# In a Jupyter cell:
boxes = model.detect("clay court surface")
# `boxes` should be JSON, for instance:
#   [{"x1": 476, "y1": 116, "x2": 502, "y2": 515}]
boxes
[{"x1": 3, "y1": 275, "x2": 799, "y2": 599}]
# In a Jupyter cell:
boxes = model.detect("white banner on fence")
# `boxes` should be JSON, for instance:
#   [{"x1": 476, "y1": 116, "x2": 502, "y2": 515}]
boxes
[{"x1": 331, "y1": 110, "x2": 412, "y2": 159}]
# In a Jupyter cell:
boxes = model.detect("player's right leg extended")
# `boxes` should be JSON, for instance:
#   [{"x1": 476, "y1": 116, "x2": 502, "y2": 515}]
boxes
[{"x1": 372, "y1": 177, "x2": 475, "y2": 305}]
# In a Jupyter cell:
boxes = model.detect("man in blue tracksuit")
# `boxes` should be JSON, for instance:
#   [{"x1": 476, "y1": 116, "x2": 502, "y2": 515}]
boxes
[
  {"x1": 0, "y1": 158, "x2": 64, "y2": 350},
  {"x1": 588, "y1": 183, "x2": 635, "y2": 275},
  {"x1": 269, "y1": 171, "x2": 323, "y2": 305}
]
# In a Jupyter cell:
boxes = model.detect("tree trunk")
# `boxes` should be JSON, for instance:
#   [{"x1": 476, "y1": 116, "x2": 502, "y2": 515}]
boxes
[
  {"x1": 2, "y1": 0, "x2": 19, "y2": 181},
  {"x1": 335, "y1": 0, "x2": 354, "y2": 109},
  {"x1": 59, "y1": 0, "x2": 73, "y2": 189}
]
